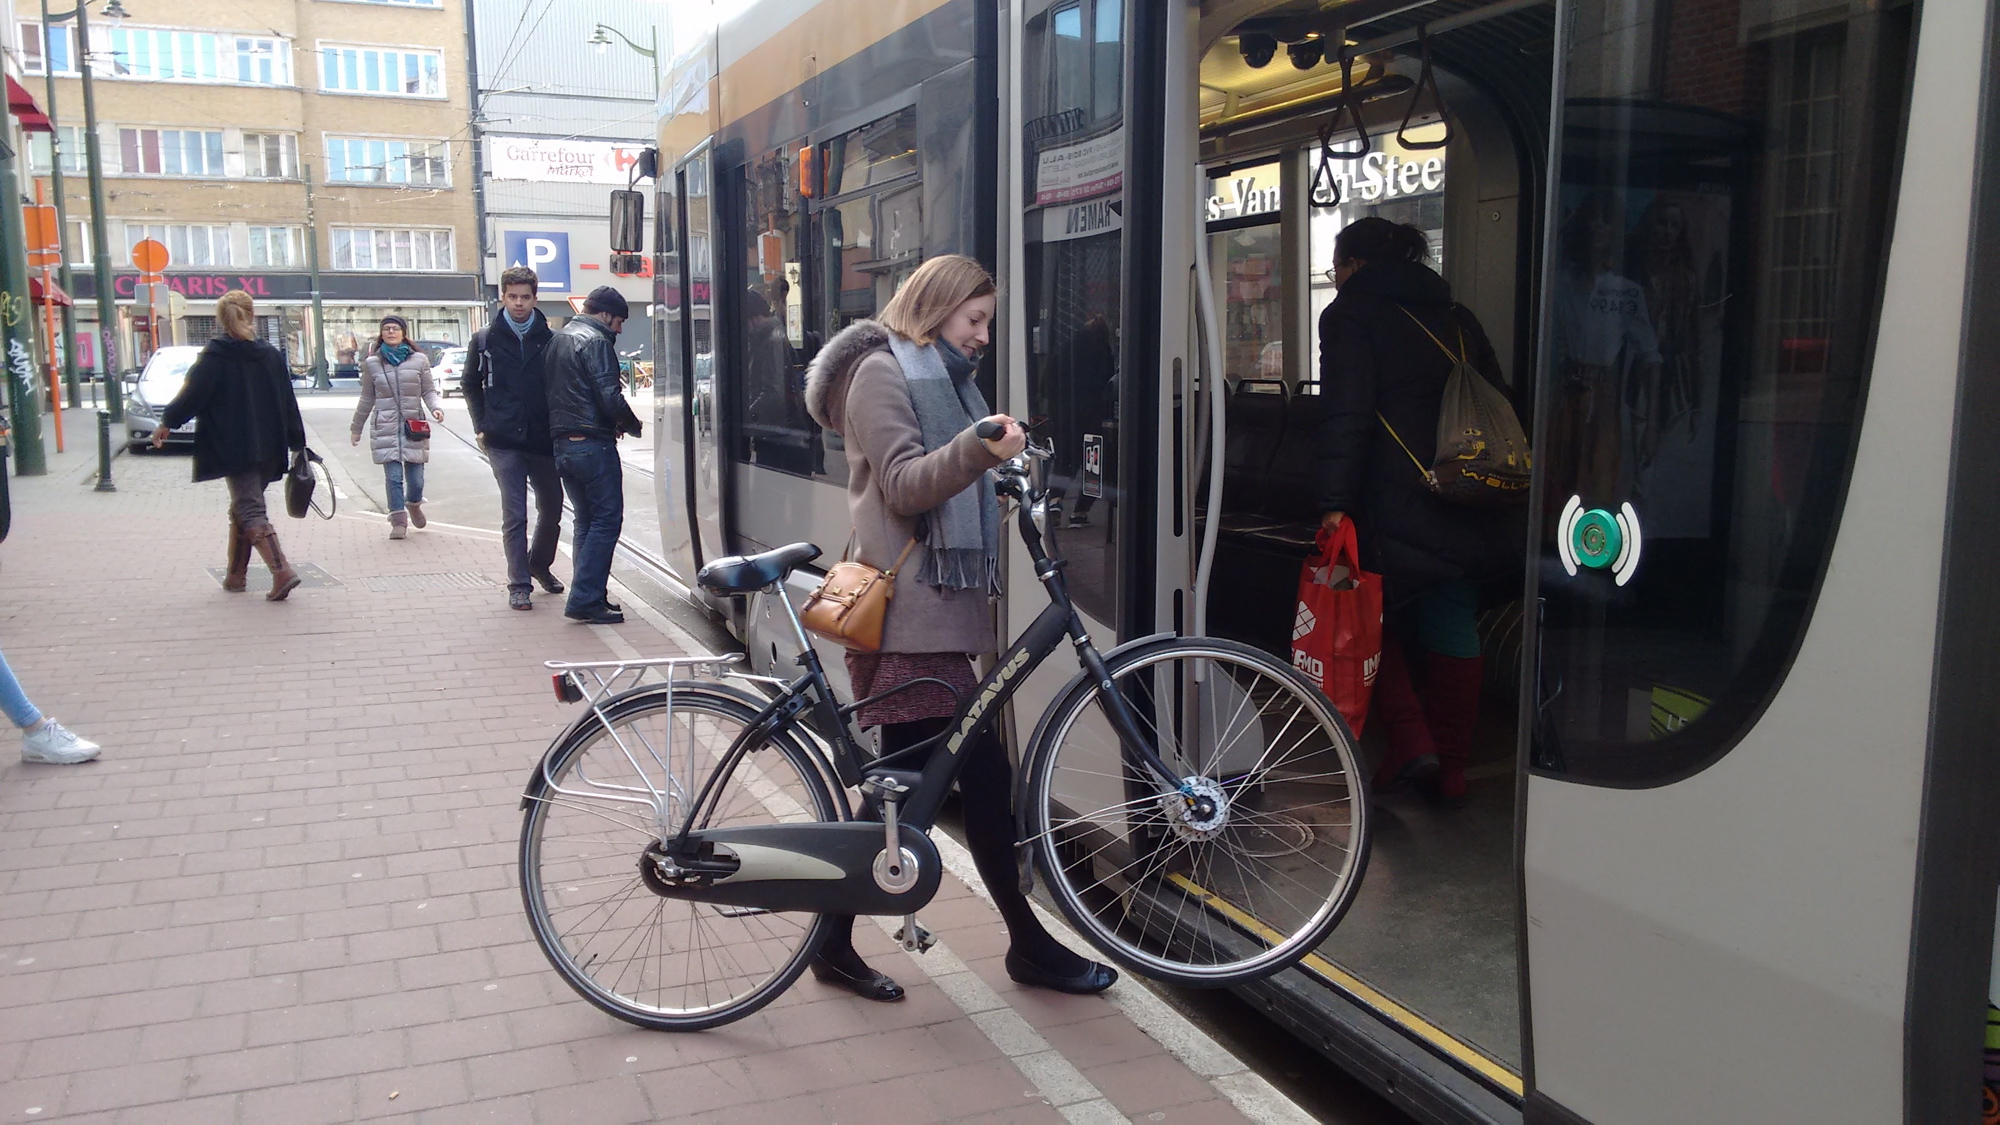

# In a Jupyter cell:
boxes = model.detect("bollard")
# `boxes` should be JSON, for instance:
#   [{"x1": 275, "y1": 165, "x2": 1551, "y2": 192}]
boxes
[{"x1": 94, "y1": 409, "x2": 115, "y2": 493}]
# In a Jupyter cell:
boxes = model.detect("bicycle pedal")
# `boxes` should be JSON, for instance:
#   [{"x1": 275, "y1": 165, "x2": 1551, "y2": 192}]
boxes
[{"x1": 894, "y1": 917, "x2": 936, "y2": 953}]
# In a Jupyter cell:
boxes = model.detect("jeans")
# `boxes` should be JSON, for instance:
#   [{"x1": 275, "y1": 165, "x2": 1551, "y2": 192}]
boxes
[
  {"x1": 383, "y1": 461, "x2": 426, "y2": 513},
  {"x1": 554, "y1": 436, "x2": 622, "y2": 614},
  {"x1": 488, "y1": 447, "x2": 564, "y2": 594},
  {"x1": 0, "y1": 647, "x2": 43, "y2": 729},
  {"x1": 224, "y1": 472, "x2": 269, "y2": 527}
]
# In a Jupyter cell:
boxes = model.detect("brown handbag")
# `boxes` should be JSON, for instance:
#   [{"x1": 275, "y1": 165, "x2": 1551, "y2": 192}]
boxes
[{"x1": 799, "y1": 536, "x2": 919, "y2": 653}]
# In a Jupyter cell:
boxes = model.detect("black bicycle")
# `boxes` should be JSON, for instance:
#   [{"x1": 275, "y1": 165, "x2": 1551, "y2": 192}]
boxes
[{"x1": 518, "y1": 432, "x2": 1370, "y2": 1031}]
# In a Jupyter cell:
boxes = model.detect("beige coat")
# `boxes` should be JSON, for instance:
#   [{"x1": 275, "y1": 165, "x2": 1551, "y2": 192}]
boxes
[
  {"x1": 352, "y1": 351, "x2": 443, "y2": 465},
  {"x1": 806, "y1": 321, "x2": 1002, "y2": 656}
]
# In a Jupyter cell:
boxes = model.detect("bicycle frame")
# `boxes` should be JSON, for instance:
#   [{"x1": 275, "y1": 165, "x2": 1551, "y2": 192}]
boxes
[{"x1": 672, "y1": 448, "x2": 1190, "y2": 850}]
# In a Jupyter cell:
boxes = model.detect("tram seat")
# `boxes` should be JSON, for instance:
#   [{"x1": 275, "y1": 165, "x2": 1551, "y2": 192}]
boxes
[
  {"x1": 696, "y1": 543, "x2": 823, "y2": 595},
  {"x1": 1205, "y1": 385, "x2": 1333, "y2": 655}
]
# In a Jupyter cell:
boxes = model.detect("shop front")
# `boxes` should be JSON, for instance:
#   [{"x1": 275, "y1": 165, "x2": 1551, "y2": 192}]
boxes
[{"x1": 69, "y1": 269, "x2": 484, "y2": 377}]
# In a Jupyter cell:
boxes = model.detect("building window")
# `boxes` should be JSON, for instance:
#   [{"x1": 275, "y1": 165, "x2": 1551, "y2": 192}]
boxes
[
  {"x1": 28, "y1": 125, "x2": 88, "y2": 175},
  {"x1": 332, "y1": 0, "x2": 444, "y2": 5},
  {"x1": 65, "y1": 219, "x2": 91, "y2": 267},
  {"x1": 331, "y1": 227, "x2": 454, "y2": 271},
  {"x1": 124, "y1": 224, "x2": 233, "y2": 268},
  {"x1": 248, "y1": 226, "x2": 303, "y2": 268},
  {"x1": 318, "y1": 44, "x2": 443, "y2": 97},
  {"x1": 119, "y1": 128, "x2": 226, "y2": 177},
  {"x1": 325, "y1": 137, "x2": 448, "y2": 186},
  {"x1": 106, "y1": 28, "x2": 292, "y2": 86},
  {"x1": 243, "y1": 133, "x2": 299, "y2": 179},
  {"x1": 18, "y1": 22, "x2": 76, "y2": 75}
]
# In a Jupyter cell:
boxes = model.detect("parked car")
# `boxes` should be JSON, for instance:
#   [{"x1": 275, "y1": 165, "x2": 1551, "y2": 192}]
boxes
[
  {"x1": 436, "y1": 346, "x2": 469, "y2": 397},
  {"x1": 123, "y1": 346, "x2": 205, "y2": 453}
]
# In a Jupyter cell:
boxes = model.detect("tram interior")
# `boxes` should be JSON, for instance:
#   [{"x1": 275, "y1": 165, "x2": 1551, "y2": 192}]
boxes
[{"x1": 1191, "y1": 2, "x2": 1553, "y2": 1071}]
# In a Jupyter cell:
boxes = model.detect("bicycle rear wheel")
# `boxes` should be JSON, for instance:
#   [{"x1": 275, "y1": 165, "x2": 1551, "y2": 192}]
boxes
[
  {"x1": 1023, "y1": 638, "x2": 1369, "y2": 987},
  {"x1": 520, "y1": 686, "x2": 838, "y2": 1030}
]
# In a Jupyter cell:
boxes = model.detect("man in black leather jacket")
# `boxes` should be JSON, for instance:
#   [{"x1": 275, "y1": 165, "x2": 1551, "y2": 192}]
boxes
[
  {"x1": 544, "y1": 286, "x2": 642, "y2": 624},
  {"x1": 463, "y1": 266, "x2": 562, "y2": 610}
]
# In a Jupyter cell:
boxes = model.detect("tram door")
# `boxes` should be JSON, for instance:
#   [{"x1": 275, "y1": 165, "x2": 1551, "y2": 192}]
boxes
[
  {"x1": 1520, "y1": 0, "x2": 1941, "y2": 1120},
  {"x1": 662, "y1": 149, "x2": 728, "y2": 575},
  {"x1": 1003, "y1": 0, "x2": 1199, "y2": 746}
]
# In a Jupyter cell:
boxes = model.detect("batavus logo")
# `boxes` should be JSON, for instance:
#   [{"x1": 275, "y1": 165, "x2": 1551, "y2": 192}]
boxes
[{"x1": 947, "y1": 648, "x2": 1033, "y2": 754}]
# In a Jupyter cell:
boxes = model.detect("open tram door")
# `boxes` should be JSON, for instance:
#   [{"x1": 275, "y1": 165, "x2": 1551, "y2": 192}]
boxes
[{"x1": 656, "y1": 144, "x2": 733, "y2": 595}]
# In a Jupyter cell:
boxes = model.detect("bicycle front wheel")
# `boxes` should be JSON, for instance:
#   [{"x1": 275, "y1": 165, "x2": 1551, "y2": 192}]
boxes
[
  {"x1": 1024, "y1": 638, "x2": 1369, "y2": 987},
  {"x1": 520, "y1": 686, "x2": 838, "y2": 1030}
]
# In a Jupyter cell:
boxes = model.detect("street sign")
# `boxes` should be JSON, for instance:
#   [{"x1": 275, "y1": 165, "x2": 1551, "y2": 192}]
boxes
[
  {"x1": 131, "y1": 237, "x2": 169, "y2": 279},
  {"x1": 503, "y1": 230, "x2": 571, "y2": 291},
  {"x1": 23, "y1": 204, "x2": 59, "y2": 267}
]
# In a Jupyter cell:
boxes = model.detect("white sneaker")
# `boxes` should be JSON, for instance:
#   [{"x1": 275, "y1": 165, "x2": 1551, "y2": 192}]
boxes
[{"x1": 22, "y1": 720, "x2": 101, "y2": 764}]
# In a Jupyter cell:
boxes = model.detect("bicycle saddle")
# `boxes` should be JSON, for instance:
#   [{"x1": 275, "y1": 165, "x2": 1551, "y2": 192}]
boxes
[{"x1": 696, "y1": 542, "x2": 822, "y2": 594}]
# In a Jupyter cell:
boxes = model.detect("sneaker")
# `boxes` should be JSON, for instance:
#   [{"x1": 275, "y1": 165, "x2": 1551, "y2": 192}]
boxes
[
  {"x1": 22, "y1": 720, "x2": 101, "y2": 764},
  {"x1": 509, "y1": 589, "x2": 532, "y2": 611}
]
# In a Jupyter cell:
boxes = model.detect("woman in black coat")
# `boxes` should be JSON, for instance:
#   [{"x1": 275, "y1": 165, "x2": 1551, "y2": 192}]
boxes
[
  {"x1": 157, "y1": 290, "x2": 307, "y2": 601},
  {"x1": 1314, "y1": 218, "x2": 1521, "y2": 805}
]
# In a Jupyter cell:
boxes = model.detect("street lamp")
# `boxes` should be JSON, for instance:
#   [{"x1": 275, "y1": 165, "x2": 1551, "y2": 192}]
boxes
[{"x1": 585, "y1": 23, "x2": 658, "y2": 102}]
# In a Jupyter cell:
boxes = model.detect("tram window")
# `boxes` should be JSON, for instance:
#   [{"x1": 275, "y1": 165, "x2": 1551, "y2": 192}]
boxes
[
  {"x1": 1305, "y1": 135, "x2": 1447, "y2": 378},
  {"x1": 734, "y1": 143, "x2": 838, "y2": 482},
  {"x1": 1534, "y1": 1, "x2": 1915, "y2": 784},
  {"x1": 823, "y1": 107, "x2": 917, "y2": 197},
  {"x1": 1205, "y1": 162, "x2": 1285, "y2": 385}
]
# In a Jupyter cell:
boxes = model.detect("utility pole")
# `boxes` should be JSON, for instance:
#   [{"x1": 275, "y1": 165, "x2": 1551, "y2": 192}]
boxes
[
  {"x1": 40, "y1": 0, "x2": 81, "y2": 411},
  {"x1": 76, "y1": 0, "x2": 121, "y2": 423},
  {"x1": 304, "y1": 164, "x2": 328, "y2": 390},
  {"x1": 1, "y1": 101, "x2": 47, "y2": 476}
]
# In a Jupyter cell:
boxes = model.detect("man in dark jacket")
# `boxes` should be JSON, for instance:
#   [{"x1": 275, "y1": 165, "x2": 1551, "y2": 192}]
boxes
[
  {"x1": 464, "y1": 266, "x2": 562, "y2": 610},
  {"x1": 544, "y1": 286, "x2": 642, "y2": 624}
]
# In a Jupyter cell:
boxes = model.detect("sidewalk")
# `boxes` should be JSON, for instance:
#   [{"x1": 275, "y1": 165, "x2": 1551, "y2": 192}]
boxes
[{"x1": 0, "y1": 443, "x2": 1305, "y2": 1123}]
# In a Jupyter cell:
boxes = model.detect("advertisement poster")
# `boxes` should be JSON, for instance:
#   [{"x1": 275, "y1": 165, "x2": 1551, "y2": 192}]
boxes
[
  {"x1": 487, "y1": 137, "x2": 649, "y2": 186},
  {"x1": 1035, "y1": 128, "x2": 1123, "y2": 206}
]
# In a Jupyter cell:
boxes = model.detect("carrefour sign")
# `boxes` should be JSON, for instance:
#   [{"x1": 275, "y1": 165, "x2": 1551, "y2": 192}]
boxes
[{"x1": 488, "y1": 137, "x2": 648, "y2": 186}]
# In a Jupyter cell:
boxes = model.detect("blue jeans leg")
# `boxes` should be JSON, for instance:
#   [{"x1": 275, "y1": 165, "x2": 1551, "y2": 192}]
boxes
[
  {"x1": 404, "y1": 462, "x2": 425, "y2": 505},
  {"x1": 384, "y1": 462, "x2": 406, "y2": 513},
  {"x1": 554, "y1": 438, "x2": 623, "y2": 614},
  {"x1": 0, "y1": 647, "x2": 44, "y2": 729},
  {"x1": 488, "y1": 450, "x2": 562, "y2": 594}
]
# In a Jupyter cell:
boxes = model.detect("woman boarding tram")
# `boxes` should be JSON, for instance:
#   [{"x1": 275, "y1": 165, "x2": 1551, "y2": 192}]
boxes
[
  {"x1": 1314, "y1": 217, "x2": 1521, "y2": 805},
  {"x1": 802, "y1": 254, "x2": 1117, "y2": 1001},
  {"x1": 648, "y1": 0, "x2": 2000, "y2": 1120}
]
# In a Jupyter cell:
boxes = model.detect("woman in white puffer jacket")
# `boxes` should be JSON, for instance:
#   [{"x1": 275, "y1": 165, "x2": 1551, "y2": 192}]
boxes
[{"x1": 351, "y1": 315, "x2": 445, "y2": 538}]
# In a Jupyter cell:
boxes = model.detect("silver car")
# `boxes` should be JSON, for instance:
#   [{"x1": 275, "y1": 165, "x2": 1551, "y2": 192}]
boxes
[
  {"x1": 436, "y1": 346, "x2": 468, "y2": 397},
  {"x1": 124, "y1": 345, "x2": 205, "y2": 452}
]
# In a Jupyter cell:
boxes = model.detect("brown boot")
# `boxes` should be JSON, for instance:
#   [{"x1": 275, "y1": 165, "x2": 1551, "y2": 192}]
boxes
[
  {"x1": 248, "y1": 521, "x2": 302, "y2": 601},
  {"x1": 223, "y1": 519, "x2": 251, "y2": 592}
]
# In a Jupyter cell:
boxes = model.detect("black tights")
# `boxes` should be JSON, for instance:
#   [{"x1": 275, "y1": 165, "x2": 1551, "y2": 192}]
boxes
[{"x1": 815, "y1": 717, "x2": 1088, "y2": 978}]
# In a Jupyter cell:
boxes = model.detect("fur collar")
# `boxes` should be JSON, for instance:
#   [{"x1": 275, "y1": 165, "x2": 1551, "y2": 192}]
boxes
[{"x1": 805, "y1": 319, "x2": 891, "y2": 436}]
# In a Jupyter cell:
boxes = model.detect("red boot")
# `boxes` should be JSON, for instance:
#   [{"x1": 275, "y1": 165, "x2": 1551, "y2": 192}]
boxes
[
  {"x1": 1419, "y1": 653, "x2": 1484, "y2": 806},
  {"x1": 1370, "y1": 638, "x2": 1438, "y2": 793}
]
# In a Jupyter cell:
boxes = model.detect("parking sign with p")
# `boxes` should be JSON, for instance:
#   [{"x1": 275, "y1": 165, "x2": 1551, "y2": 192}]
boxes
[{"x1": 503, "y1": 231, "x2": 571, "y2": 291}]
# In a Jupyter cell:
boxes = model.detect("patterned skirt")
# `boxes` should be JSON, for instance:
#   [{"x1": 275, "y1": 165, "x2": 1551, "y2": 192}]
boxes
[{"x1": 844, "y1": 651, "x2": 978, "y2": 727}]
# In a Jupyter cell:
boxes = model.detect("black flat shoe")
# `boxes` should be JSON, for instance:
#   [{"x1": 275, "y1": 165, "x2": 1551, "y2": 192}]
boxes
[
  {"x1": 1004, "y1": 951, "x2": 1117, "y2": 995},
  {"x1": 565, "y1": 605, "x2": 625, "y2": 624},
  {"x1": 810, "y1": 958, "x2": 904, "y2": 1002},
  {"x1": 533, "y1": 569, "x2": 565, "y2": 594}
]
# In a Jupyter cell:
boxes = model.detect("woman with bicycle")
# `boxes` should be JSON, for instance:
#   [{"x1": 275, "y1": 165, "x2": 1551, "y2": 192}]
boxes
[
  {"x1": 803, "y1": 253, "x2": 1117, "y2": 1002},
  {"x1": 154, "y1": 289, "x2": 307, "y2": 601}
]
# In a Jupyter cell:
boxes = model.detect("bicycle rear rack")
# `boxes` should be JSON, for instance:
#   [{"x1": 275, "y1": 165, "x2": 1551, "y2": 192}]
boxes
[{"x1": 539, "y1": 654, "x2": 745, "y2": 836}]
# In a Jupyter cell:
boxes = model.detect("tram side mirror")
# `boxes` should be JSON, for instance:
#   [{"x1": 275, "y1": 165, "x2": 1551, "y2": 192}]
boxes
[{"x1": 609, "y1": 189, "x2": 646, "y2": 254}]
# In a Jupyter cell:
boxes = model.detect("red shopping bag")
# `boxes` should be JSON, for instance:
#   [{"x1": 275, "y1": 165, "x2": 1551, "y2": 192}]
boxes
[{"x1": 1291, "y1": 521, "x2": 1384, "y2": 734}]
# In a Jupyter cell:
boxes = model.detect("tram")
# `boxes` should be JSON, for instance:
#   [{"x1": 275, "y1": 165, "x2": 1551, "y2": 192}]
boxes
[{"x1": 631, "y1": 0, "x2": 2000, "y2": 1120}]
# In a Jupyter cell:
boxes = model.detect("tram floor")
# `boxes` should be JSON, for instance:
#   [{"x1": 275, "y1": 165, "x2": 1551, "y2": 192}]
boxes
[{"x1": 1321, "y1": 701, "x2": 1524, "y2": 1070}]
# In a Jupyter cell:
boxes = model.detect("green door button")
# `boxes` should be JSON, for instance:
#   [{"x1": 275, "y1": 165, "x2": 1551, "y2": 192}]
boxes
[{"x1": 1571, "y1": 508, "x2": 1621, "y2": 570}]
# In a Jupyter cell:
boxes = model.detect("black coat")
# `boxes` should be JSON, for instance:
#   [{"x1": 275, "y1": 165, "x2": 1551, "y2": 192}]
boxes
[
  {"x1": 544, "y1": 316, "x2": 641, "y2": 441},
  {"x1": 1314, "y1": 260, "x2": 1523, "y2": 600},
  {"x1": 160, "y1": 337, "x2": 305, "y2": 484},
  {"x1": 463, "y1": 309, "x2": 554, "y2": 452}
]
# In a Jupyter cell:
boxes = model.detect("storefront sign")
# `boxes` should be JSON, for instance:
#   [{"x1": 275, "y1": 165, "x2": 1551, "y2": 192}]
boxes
[
  {"x1": 1206, "y1": 162, "x2": 1283, "y2": 222},
  {"x1": 72, "y1": 271, "x2": 481, "y2": 303},
  {"x1": 1042, "y1": 197, "x2": 1122, "y2": 243},
  {"x1": 1035, "y1": 128, "x2": 1123, "y2": 206},
  {"x1": 1203, "y1": 144, "x2": 1448, "y2": 223},
  {"x1": 504, "y1": 230, "x2": 572, "y2": 291},
  {"x1": 488, "y1": 137, "x2": 649, "y2": 186}
]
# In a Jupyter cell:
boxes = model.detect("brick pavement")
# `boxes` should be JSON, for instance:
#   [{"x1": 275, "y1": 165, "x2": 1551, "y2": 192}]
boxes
[{"x1": 0, "y1": 441, "x2": 1307, "y2": 1124}]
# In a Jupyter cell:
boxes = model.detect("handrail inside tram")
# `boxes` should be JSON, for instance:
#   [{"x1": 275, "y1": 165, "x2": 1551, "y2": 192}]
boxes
[{"x1": 1190, "y1": 168, "x2": 1228, "y2": 643}]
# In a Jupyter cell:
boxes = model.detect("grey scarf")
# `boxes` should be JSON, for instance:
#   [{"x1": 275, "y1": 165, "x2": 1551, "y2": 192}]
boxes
[{"x1": 885, "y1": 334, "x2": 999, "y2": 592}]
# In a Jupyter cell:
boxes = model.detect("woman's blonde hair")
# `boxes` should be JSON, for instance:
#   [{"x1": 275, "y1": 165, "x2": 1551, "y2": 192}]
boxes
[
  {"x1": 216, "y1": 290, "x2": 257, "y2": 341},
  {"x1": 878, "y1": 254, "x2": 995, "y2": 346}
]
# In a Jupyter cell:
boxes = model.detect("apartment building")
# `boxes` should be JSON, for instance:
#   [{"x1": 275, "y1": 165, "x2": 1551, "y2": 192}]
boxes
[{"x1": 16, "y1": 0, "x2": 480, "y2": 376}]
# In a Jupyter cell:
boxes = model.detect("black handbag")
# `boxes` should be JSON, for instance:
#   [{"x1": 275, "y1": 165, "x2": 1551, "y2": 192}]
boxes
[{"x1": 284, "y1": 448, "x2": 321, "y2": 518}]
